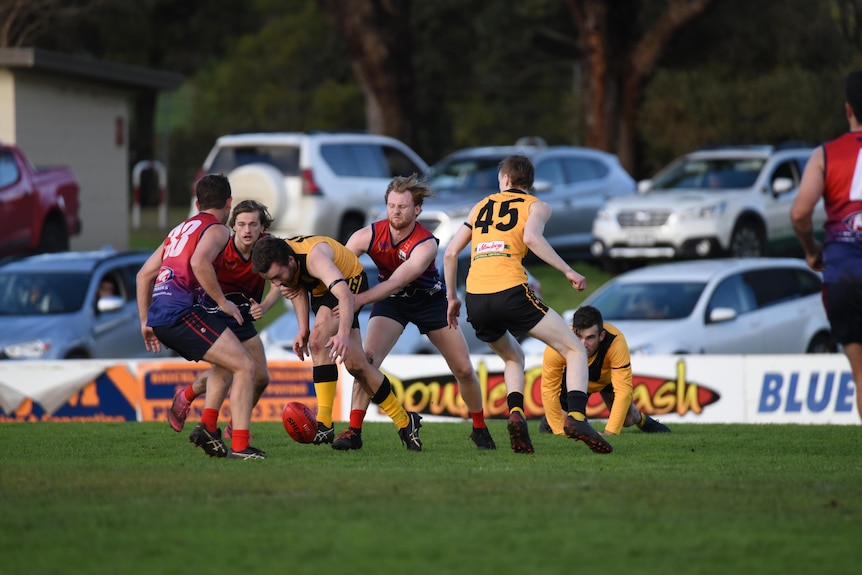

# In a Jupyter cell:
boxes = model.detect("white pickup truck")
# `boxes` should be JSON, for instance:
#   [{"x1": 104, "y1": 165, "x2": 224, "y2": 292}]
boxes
[{"x1": 590, "y1": 146, "x2": 826, "y2": 268}]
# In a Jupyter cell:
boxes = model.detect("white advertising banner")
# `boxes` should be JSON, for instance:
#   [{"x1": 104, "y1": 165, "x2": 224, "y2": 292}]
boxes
[{"x1": 0, "y1": 354, "x2": 857, "y2": 424}]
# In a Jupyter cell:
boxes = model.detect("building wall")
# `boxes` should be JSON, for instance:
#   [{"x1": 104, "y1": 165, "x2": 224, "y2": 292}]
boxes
[
  {"x1": 12, "y1": 70, "x2": 131, "y2": 251},
  {"x1": 0, "y1": 69, "x2": 15, "y2": 141}
]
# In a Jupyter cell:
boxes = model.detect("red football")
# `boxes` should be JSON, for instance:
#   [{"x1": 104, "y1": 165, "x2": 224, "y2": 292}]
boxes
[{"x1": 282, "y1": 401, "x2": 317, "y2": 443}]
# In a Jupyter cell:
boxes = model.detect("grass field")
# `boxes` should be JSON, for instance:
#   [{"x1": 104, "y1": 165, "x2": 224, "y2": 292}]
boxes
[{"x1": 1, "y1": 421, "x2": 859, "y2": 574}]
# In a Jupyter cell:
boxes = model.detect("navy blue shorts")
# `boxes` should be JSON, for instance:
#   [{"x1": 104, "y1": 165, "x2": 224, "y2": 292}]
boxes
[
  {"x1": 465, "y1": 284, "x2": 548, "y2": 343},
  {"x1": 152, "y1": 307, "x2": 232, "y2": 361},
  {"x1": 823, "y1": 282, "x2": 862, "y2": 345},
  {"x1": 370, "y1": 289, "x2": 448, "y2": 334}
]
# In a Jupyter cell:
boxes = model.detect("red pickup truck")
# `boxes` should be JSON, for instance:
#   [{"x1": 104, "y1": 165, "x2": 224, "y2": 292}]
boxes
[{"x1": 0, "y1": 144, "x2": 81, "y2": 259}]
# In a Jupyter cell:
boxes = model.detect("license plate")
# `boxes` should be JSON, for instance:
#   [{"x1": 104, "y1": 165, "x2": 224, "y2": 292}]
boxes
[{"x1": 626, "y1": 234, "x2": 656, "y2": 246}]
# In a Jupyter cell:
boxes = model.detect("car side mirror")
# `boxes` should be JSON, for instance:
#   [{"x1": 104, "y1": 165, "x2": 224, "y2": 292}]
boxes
[
  {"x1": 532, "y1": 179, "x2": 552, "y2": 193},
  {"x1": 771, "y1": 177, "x2": 794, "y2": 195},
  {"x1": 708, "y1": 307, "x2": 737, "y2": 323},
  {"x1": 97, "y1": 295, "x2": 125, "y2": 313},
  {"x1": 637, "y1": 179, "x2": 653, "y2": 193}
]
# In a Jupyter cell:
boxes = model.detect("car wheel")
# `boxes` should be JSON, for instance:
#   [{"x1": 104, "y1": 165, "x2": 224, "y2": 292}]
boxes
[
  {"x1": 338, "y1": 214, "x2": 365, "y2": 245},
  {"x1": 38, "y1": 217, "x2": 69, "y2": 253},
  {"x1": 806, "y1": 332, "x2": 837, "y2": 353},
  {"x1": 728, "y1": 220, "x2": 765, "y2": 258},
  {"x1": 227, "y1": 164, "x2": 286, "y2": 219}
]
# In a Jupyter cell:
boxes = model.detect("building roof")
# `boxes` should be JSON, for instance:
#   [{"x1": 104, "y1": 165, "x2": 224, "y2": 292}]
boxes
[{"x1": 0, "y1": 47, "x2": 184, "y2": 91}]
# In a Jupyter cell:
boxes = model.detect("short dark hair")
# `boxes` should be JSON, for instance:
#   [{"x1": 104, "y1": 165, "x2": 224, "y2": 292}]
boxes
[
  {"x1": 229, "y1": 199, "x2": 274, "y2": 230},
  {"x1": 196, "y1": 174, "x2": 231, "y2": 210},
  {"x1": 498, "y1": 154, "x2": 534, "y2": 191},
  {"x1": 251, "y1": 235, "x2": 296, "y2": 274},
  {"x1": 846, "y1": 70, "x2": 862, "y2": 122},
  {"x1": 572, "y1": 305, "x2": 604, "y2": 332}
]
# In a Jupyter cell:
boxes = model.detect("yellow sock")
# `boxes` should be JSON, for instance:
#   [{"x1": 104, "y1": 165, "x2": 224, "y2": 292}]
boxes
[
  {"x1": 380, "y1": 392, "x2": 409, "y2": 428},
  {"x1": 314, "y1": 380, "x2": 337, "y2": 427},
  {"x1": 510, "y1": 406, "x2": 525, "y2": 416},
  {"x1": 567, "y1": 411, "x2": 586, "y2": 422}
]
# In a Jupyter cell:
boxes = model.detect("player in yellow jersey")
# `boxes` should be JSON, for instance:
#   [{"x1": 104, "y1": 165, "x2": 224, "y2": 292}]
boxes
[
  {"x1": 443, "y1": 154, "x2": 612, "y2": 454},
  {"x1": 251, "y1": 234, "x2": 423, "y2": 451},
  {"x1": 539, "y1": 305, "x2": 670, "y2": 435}
]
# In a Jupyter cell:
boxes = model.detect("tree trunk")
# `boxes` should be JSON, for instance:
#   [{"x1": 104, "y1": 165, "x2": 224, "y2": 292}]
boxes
[
  {"x1": 319, "y1": 0, "x2": 416, "y2": 148},
  {"x1": 565, "y1": 0, "x2": 715, "y2": 174}
]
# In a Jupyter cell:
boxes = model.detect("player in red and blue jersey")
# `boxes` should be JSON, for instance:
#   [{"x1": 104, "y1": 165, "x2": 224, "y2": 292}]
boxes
[
  {"x1": 167, "y1": 200, "x2": 282, "y2": 439},
  {"x1": 136, "y1": 174, "x2": 263, "y2": 459},
  {"x1": 332, "y1": 174, "x2": 496, "y2": 451},
  {"x1": 792, "y1": 69, "x2": 862, "y2": 422}
]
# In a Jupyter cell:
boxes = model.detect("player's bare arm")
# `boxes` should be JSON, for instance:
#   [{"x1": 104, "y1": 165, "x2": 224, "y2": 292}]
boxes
[
  {"x1": 444, "y1": 224, "x2": 473, "y2": 329},
  {"x1": 136, "y1": 245, "x2": 165, "y2": 353},
  {"x1": 191, "y1": 224, "x2": 244, "y2": 324},
  {"x1": 359, "y1": 240, "x2": 437, "y2": 307},
  {"x1": 790, "y1": 145, "x2": 826, "y2": 271},
  {"x1": 523, "y1": 201, "x2": 586, "y2": 291},
  {"x1": 290, "y1": 286, "x2": 311, "y2": 360},
  {"x1": 305, "y1": 243, "x2": 354, "y2": 361}
]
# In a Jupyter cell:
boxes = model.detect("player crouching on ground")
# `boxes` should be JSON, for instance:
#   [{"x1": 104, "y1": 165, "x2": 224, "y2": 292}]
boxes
[{"x1": 540, "y1": 305, "x2": 670, "y2": 436}]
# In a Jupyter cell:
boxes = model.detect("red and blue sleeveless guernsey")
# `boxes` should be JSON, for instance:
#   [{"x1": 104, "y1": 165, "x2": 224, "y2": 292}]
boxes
[
  {"x1": 822, "y1": 131, "x2": 862, "y2": 283},
  {"x1": 368, "y1": 220, "x2": 442, "y2": 292},
  {"x1": 147, "y1": 212, "x2": 224, "y2": 326},
  {"x1": 200, "y1": 232, "x2": 269, "y2": 319}
]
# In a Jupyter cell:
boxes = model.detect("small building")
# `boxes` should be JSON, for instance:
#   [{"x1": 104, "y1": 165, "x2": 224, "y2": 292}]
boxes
[{"x1": 0, "y1": 47, "x2": 183, "y2": 251}]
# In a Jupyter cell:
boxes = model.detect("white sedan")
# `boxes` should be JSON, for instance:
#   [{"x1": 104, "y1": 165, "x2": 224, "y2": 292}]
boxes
[{"x1": 521, "y1": 258, "x2": 836, "y2": 356}]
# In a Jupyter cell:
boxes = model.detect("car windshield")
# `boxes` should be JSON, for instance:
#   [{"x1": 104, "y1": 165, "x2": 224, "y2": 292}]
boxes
[
  {"x1": 0, "y1": 271, "x2": 90, "y2": 315},
  {"x1": 211, "y1": 145, "x2": 300, "y2": 176},
  {"x1": 650, "y1": 157, "x2": 766, "y2": 190},
  {"x1": 427, "y1": 155, "x2": 505, "y2": 192},
  {"x1": 589, "y1": 281, "x2": 706, "y2": 320}
]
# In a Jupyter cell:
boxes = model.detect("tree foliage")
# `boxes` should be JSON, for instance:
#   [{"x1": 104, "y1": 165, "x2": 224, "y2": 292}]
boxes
[{"x1": 6, "y1": 0, "x2": 862, "y2": 192}]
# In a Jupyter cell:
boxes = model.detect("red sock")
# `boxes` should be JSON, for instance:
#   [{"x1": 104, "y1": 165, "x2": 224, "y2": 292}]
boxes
[
  {"x1": 470, "y1": 410, "x2": 486, "y2": 428},
  {"x1": 349, "y1": 409, "x2": 367, "y2": 430},
  {"x1": 184, "y1": 385, "x2": 199, "y2": 402},
  {"x1": 231, "y1": 429, "x2": 249, "y2": 452},
  {"x1": 201, "y1": 408, "x2": 219, "y2": 432}
]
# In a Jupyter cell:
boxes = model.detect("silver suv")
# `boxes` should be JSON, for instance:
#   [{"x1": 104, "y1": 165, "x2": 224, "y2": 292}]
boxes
[
  {"x1": 591, "y1": 146, "x2": 824, "y2": 265},
  {"x1": 190, "y1": 132, "x2": 429, "y2": 243}
]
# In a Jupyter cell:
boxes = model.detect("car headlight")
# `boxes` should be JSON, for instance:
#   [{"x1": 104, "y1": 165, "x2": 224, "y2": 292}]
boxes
[
  {"x1": 595, "y1": 208, "x2": 612, "y2": 221},
  {"x1": 4, "y1": 339, "x2": 51, "y2": 359},
  {"x1": 677, "y1": 202, "x2": 726, "y2": 221}
]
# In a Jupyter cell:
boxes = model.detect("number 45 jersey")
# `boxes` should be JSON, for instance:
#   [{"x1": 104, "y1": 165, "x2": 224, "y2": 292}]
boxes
[{"x1": 464, "y1": 189, "x2": 538, "y2": 294}]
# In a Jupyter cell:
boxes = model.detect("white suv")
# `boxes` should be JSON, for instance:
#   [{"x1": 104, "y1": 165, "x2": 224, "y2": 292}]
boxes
[
  {"x1": 591, "y1": 146, "x2": 825, "y2": 265},
  {"x1": 189, "y1": 132, "x2": 429, "y2": 243}
]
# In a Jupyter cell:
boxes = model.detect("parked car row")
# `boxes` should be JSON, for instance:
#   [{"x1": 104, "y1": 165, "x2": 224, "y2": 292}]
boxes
[{"x1": 0, "y1": 136, "x2": 833, "y2": 361}]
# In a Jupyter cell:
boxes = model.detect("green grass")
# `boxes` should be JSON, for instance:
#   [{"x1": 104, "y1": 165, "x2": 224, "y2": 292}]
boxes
[{"x1": 1, "y1": 422, "x2": 859, "y2": 574}]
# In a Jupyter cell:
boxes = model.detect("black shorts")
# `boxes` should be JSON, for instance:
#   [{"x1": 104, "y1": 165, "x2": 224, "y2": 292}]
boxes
[
  {"x1": 152, "y1": 307, "x2": 231, "y2": 361},
  {"x1": 209, "y1": 311, "x2": 259, "y2": 342},
  {"x1": 823, "y1": 282, "x2": 862, "y2": 345},
  {"x1": 465, "y1": 284, "x2": 548, "y2": 343},
  {"x1": 311, "y1": 271, "x2": 369, "y2": 330},
  {"x1": 370, "y1": 289, "x2": 448, "y2": 334}
]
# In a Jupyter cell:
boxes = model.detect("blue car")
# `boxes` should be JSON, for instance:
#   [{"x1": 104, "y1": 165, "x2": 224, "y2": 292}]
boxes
[{"x1": 0, "y1": 249, "x2": 172, "y2": 359}]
